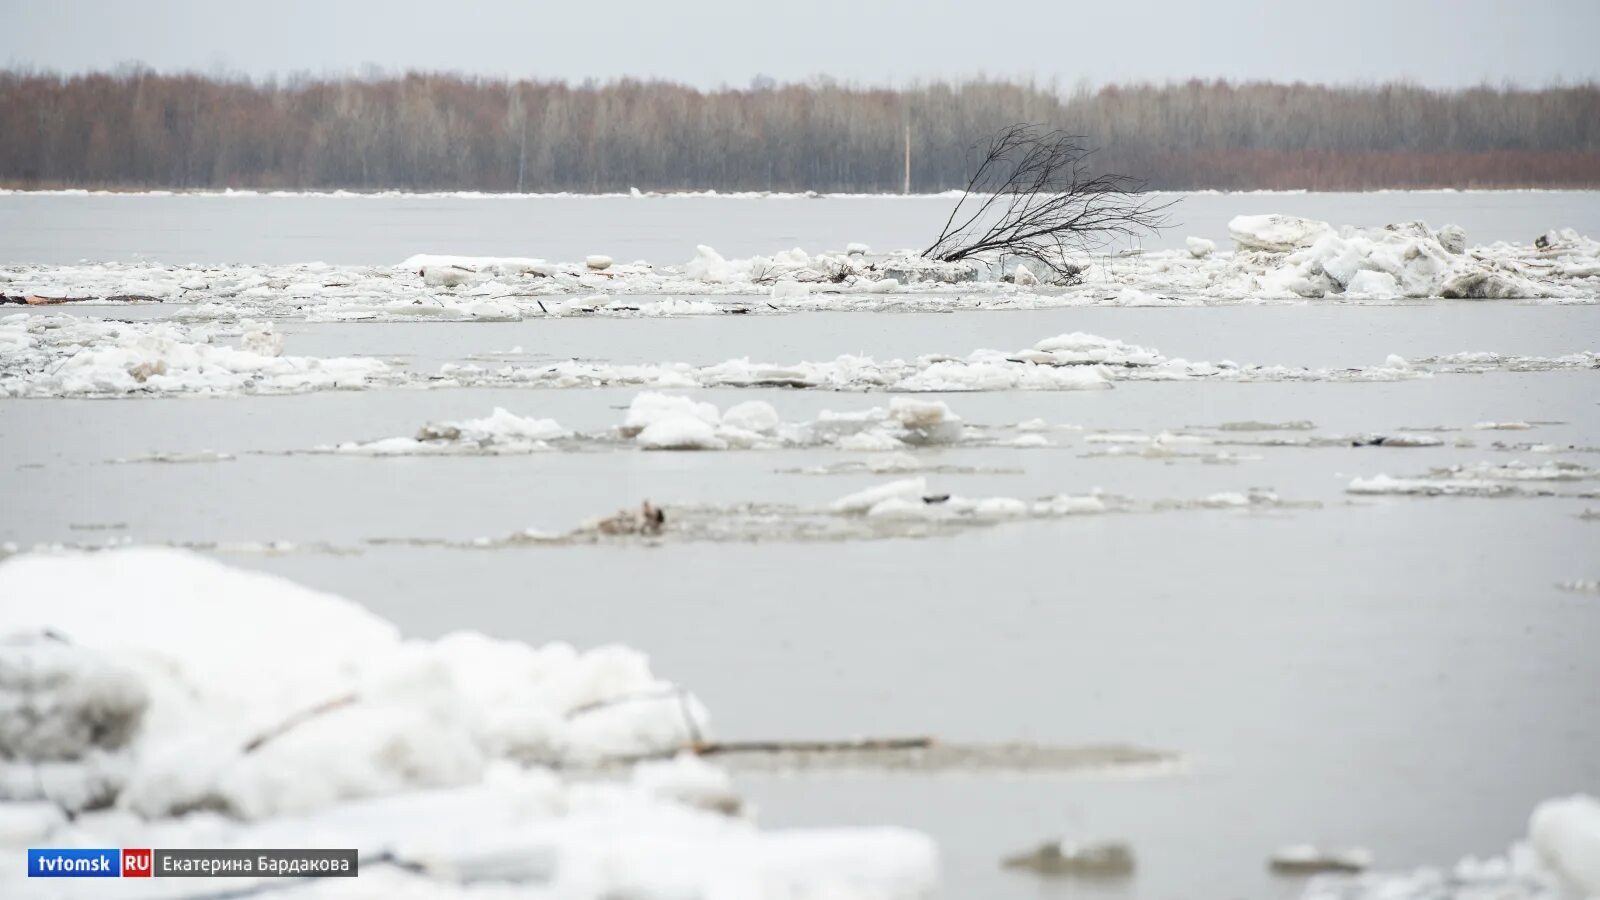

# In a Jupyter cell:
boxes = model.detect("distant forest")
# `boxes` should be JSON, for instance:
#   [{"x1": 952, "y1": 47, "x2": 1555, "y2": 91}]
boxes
[{"x1": 2, "y1": 70, "x2": 1598, "y2": 192}]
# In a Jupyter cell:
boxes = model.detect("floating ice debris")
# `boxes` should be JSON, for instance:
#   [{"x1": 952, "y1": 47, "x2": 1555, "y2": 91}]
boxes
[
  {"x1": 1556, "y1": 579, "x2": 1599, "y2": 594},
  {"x1": 1014, "y1": 331, "x2": 1166, "y2": 367},
  {"x1": 637, "y1": 417, "x2": 727, "y2": 450},
  {"x1": 1419, "y1": 350, "x2": 1600, "y2": 374},
  {"x1": 1302, "y1": 794, "x2": 1600, "y2": 900},
  {"x1": 1269, "y1": 845, "x2": 1373, "y2": 875},
  {"x1": 0, "y1": 315, "x2": 391, "y2": 398},
  {"x1": 238, "y1": 319, "x2": 282, "y2": 356},
  {"x1": 1080, "y1": 431, "x2": 1253, "y2": 463},
  {"x1": 458, "y1": 333, "x2": 1438, "y2": 396},
  {"x1": 829, "y1": 478, "x2": 931, "y2": 514},
  {"x1": 109, "y1": 450, "x2": 236, "y2": 464},
  {"x1": 1347, "y1": 474, "x2": 1523, "y2": 498},
  {"x1": 780, "y1": 455, "x2": 1022, "y2": 477},
  {"x1": 1347, "y1": 433, "x2": 1445, "y2": 447},
  {"x1": 5, "y1": 217, "x2": 1596, "y2": 318},
  {"x1": 1002, "y1": 840, "x2": 1136, "y2": 877},
  {"x1": 416, "y1": 407, "x2": 572, "y2": 444},
  {"x1": 1187, "y1": 236, "x2": 1216, "y2": 258},
  {"x1": 364, "y1": 483, "x2": 1306, "y2": 550},
  {"x1": 1433, "y1": 460, "x2": 1597, "y2": 481},
  {"x1": 1475, "y1": 421, "x2": 1535, "y2": 430},
  {"x1": 332, "y1": 407, "x2": 571, "y2": 456},
  {"x1": 310, "y1": 396, "x2": 999, "y2": 459},
  {"x1": 1215, "y1": 420, "x2": 1318, "y2": 432},
  {"x1": 584, "y1": 254, "x2": 613, "y2": 271}
]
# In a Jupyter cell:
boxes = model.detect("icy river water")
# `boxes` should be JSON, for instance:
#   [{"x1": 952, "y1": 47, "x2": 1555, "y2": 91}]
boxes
[{"x1": 2, "y1": 192, "x2": 1598, "y2": 900}]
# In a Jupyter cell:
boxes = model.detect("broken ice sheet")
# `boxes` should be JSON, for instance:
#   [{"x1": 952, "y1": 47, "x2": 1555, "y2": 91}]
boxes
[{"x1": 366, "y1": 481, "x2": 1310, "y2": 550}]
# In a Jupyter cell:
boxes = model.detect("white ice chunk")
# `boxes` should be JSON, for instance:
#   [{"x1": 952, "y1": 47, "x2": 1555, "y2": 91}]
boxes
[
  {"x1": 721, "y1": 400, "x2": 781, "y2": 434},
  {"x1": 621, "y1": 392, "x2": 721, "y2": 437},
  {"x1": 637, "y1": 417, "x2": 727, "y2": 450},
  {"x1": 1529, "y1": 795, "x2": 1600, "y2": 896},
  {"x1": 830, "y1": 478, "x2": 929, "y2": 514},
  {"x1": 1228, "y1": 214, "x2": 1335, "y2": 253}
]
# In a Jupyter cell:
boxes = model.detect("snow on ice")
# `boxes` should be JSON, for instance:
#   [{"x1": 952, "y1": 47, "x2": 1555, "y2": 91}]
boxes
[
  {"x1": 3, "y1": 217, "x2": 1594, "y2": 324},
  {"x1": 0, "y1": 315, "x2": 390, "y2": 398},
  {"x1": 0, "y1": 549, "x2": 940, "y2": 899},
  {"x1": 328, "y1": 394, "x2": 977, "y2": 456}
]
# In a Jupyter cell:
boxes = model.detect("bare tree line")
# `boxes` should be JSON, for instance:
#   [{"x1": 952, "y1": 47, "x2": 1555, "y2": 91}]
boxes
[{"x1": 2, "y1": 70, "x2": 1597, "y2": 192}]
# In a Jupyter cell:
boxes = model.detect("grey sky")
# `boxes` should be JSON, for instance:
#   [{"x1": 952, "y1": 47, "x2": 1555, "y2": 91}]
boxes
[{"x1": 4, "y1": 0, "x2": 1597, "y2": 88}]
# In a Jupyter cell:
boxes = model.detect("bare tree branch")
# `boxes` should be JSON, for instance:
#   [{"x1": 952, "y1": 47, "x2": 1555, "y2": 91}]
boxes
[{"x1": 923, "y1": 125, "x2": 1176, "y2": 282}]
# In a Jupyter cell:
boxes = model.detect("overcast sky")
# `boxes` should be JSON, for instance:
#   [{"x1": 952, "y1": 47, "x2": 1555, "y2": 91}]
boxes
[{"x1": 4, "y1": 0, "x2": 1597, "y2": 88}]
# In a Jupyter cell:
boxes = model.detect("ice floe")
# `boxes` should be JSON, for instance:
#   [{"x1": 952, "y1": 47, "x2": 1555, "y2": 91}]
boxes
[
  {"x1": 332, "y1": 408, "x2": 572, "y2": 456},
  {"x1": 0, "y1": 315, "x2": 391, "y2": 398},
  {"x1": 1346, "y1": 460, "x2": 1598, "y2": 499},
  {"x1": 324, "y1": 394, "x2": 984, "y2": 457},
  {"x1": 366, "y1": 481, "x2": 1306, "y2": 550},
  {"x1": 4, "y1": 217, "x2": 1596, "y2": 323},
  {"x1": 447, "y1": 334, "x2": 1440, "y2": 395}
]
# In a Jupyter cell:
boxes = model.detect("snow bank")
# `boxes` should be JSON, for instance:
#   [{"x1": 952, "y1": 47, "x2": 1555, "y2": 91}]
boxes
[
  {"x1": 0, "y1": 550, "x2": 941, "y2": 898},
  {"x1": 0, "y1": 549, "x2": 707, "y2": 817}
]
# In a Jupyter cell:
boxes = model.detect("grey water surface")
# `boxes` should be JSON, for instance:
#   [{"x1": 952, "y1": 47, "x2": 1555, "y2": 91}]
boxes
[
  {"x1": 2, "y1": 190, "x2": 1598, "y2": 265},
  {"x1": 1, "y1": 194, "x2": 1598, "y2": 900}
]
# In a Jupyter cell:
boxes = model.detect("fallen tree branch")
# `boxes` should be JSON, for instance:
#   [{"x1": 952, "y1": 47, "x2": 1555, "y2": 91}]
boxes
[
  {"x1": 242, "y1": 693, "x2": 357, "y2": 754},
  {"x1": 923, "y1": 124, "x2": 1173, "y2": 282}
]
